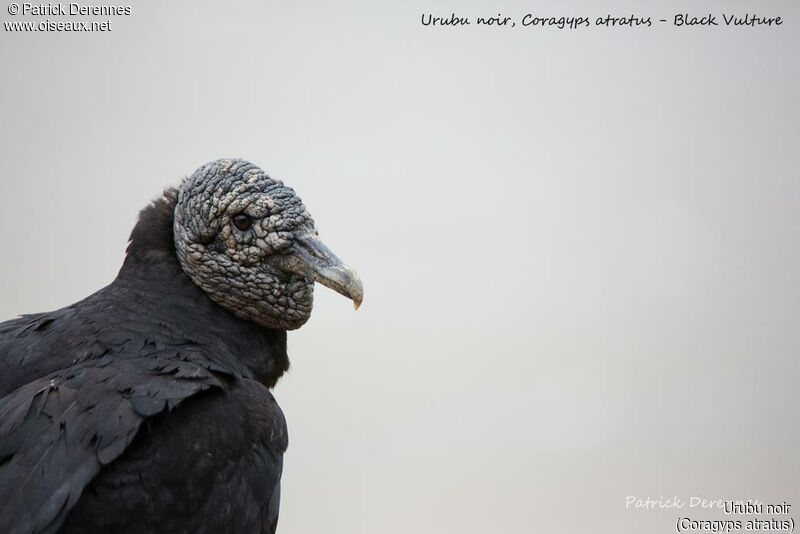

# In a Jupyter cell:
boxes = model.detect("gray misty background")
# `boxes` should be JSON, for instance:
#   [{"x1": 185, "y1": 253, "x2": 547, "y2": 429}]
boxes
[{"x1": 1, "y1": 0, "x2": 798, "y2": 532}]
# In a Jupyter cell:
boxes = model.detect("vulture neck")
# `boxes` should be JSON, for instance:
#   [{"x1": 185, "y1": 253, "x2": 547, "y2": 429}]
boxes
[{"x1": 115, "y1": 190, "x2": 289, "y2": 388}]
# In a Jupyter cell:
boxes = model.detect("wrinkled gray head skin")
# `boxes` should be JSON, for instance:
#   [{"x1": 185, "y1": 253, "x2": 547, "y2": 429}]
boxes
[{"x1": 174, "y1": 159, "x2": 362, "y2": 330}]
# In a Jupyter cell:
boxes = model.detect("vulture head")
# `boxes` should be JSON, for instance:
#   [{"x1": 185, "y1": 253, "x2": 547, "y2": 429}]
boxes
[{"x1": 172, "y1": 158, "x2": 363, "y2": 330}]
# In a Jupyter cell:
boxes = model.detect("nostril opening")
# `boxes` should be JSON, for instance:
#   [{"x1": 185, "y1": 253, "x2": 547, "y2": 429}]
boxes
[{"x1": 295, "y1": 237, "x2": 325, "y2": 260}]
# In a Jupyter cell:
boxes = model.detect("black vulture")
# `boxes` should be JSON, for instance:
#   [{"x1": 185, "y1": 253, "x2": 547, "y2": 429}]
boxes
[{"x1": 0, "y1": 159, "x2": 363, "y2": 533}]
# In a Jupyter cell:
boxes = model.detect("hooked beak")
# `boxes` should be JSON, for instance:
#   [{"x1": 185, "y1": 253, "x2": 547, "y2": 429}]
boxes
[{"x1": 271, "y1": 234, "x2": 363, "y2": 310}]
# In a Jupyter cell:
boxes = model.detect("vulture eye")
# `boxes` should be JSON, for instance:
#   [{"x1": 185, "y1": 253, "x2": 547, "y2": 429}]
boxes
[{"x1": 232, "y1": 213, "x2": 252, "y2": 231}]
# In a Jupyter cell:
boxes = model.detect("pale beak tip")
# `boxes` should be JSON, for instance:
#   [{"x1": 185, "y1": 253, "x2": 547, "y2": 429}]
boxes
[{"x1": 353, "y1": 295, "x2": 363, "y2": 311}]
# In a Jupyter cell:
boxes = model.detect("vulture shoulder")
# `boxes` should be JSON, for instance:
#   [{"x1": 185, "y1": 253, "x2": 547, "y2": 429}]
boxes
[
  {"x1": 61, "y1": 378, "x2": 287, "y2": 534},
  {"x1": 0, "y1": 327, "x2": 287, "y2": 534}
]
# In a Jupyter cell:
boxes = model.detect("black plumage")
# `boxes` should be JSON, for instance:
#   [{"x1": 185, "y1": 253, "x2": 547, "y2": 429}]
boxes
[{"x1": 0, "y1": 160, "x2": 363, "y2": 533}]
